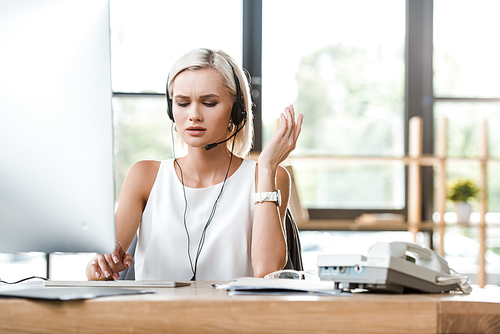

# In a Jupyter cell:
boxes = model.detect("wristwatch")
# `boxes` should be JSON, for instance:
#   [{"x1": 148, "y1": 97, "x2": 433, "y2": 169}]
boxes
[{"x1": 254, "y1": 189, "x2": 281, "y2": 207}]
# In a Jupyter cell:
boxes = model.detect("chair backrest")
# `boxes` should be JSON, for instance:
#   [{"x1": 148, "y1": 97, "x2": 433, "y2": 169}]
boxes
[
  {"x1": 283, "y1": 208, "x2": 303, "y2": 271},
  {"x1": 119, "y1": 207, "x2": 303, "y2": 280}
]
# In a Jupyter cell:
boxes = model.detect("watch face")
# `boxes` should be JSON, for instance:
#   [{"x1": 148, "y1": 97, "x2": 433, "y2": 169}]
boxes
[{"x1": 275, "y1": 189, "x2": 281, "y2": 207}]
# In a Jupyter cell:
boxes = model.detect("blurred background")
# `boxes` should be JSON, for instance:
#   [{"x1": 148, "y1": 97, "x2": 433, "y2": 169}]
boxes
[{"x1": 1, "y1": 0, "x2": 499, "y2": 284}]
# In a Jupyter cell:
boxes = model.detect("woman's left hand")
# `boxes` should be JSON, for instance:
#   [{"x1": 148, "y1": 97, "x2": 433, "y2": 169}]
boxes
[{"x1": 258, "y1": 104, "x2": 304, "y2": 170}]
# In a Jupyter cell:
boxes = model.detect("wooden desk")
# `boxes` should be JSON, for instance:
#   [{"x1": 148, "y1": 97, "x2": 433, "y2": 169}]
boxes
[{"x1": 0, "y1": 282, "x2": 499, "y2": 334}]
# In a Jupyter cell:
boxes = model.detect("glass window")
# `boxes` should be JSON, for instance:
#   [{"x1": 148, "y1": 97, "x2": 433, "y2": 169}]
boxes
[
  {"x1": 113, "y1": 96, "x2": 173, "y2": 199},
  {"x1": 434, "y1": 102, "x2": 500, "y2": 213},
  {"x1": 292, "y1": 159, "x2": 405, "y2": 209},
  {"x1": 432, "y1": 1, "x2": 500, "y2": 268},
  {"x1": 433, "y1": 0, "x2": 500, "y2": 220},
  {"x1": 488, "y1": 162, "x2": 500, "y2": 213},
  {"x1": 434, "y1": 0, "x2": 500, "y2": 98},
  {"x1": 110, "y1": 0, "x2": 243, "y2": 93},
  {"x1": 434, "y1": 102, "x2": 500, "y2": 159},
  {"x1": 262, "y1": 0, "x2": 406, "y2": 210}
]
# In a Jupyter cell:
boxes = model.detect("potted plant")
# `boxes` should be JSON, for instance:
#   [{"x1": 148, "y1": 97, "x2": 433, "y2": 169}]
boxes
[{"x1": 447, "y1": 178, "x2": 479, "y2": 224}]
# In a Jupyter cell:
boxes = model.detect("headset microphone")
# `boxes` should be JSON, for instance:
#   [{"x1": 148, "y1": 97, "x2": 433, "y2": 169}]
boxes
[
  {"x1": 205, "y1": 112, "x2": 247, "y2": 151},
  {"x1": 205, "y1": 142, "x2": 220, "y2": 151}
]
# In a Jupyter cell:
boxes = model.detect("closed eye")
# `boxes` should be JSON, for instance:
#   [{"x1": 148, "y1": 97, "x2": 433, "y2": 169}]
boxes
[{"x1": 174, "y1": 94, "x2": 190, "y2": 108}]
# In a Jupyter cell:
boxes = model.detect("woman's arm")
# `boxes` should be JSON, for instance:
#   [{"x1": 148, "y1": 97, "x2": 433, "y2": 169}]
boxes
[
  {"x1": 252, "y1": 105, "x2": 303, "y2": 277},
  {"x1": 86, "y1": 160, "x2": 159, "y2": 280},
  {"x1": 252, "y1": 165, "x2": 291, "y2": 277}
]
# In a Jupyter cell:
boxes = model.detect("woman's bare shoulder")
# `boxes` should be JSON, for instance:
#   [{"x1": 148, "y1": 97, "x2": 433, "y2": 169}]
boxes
[
  {"x1": 124, "y1": 160, "x2": 162, "y2": 198},
  {"x1": 130, "y1": 159, "x2": 161, "y2": 174}
]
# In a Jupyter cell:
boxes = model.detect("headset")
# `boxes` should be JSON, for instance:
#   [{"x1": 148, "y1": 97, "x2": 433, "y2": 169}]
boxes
[{"x1": 165, "y1": 50, "x2": 247, "y2": 151}]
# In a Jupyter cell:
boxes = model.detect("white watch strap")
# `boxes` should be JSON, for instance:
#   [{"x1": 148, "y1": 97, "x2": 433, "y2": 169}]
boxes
[{"x1": 253, "y1": 189, "x2": 281, "y2": 206}]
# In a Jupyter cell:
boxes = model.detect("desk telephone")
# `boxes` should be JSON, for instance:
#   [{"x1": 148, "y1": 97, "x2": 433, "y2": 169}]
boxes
[{"x1": 317, "y1": 241, "x2": 472, "y2": 293}]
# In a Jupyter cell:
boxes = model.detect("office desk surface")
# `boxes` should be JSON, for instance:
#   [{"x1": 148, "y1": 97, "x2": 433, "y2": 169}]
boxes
[{"x1": 0, "y1": 281, "x2": 499, "y2": 334}]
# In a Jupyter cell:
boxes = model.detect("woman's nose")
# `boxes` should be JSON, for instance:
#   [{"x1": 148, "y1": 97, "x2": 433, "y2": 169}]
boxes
[{"x1": 188, "y1": 103, "x2": 202, "y2": 121}]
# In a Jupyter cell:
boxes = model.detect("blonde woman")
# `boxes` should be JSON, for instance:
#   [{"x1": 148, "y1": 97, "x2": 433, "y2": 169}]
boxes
[{"x1": 86, "y1": 48, "x2": 303, "y2": 281}]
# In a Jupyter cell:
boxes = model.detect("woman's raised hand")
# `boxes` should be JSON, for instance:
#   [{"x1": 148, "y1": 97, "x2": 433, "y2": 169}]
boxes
[
  {"x1": 258, "y1": 104, "x2": 303, "y2": 170},
  {"x1": 87, "y1": 241, "x2": 133, "y2": 281}
]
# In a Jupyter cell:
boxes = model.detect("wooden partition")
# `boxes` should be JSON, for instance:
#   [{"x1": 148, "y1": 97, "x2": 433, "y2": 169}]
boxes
[
  {"x1": 433, "y1": 118, "x2": 490, "y2": 287},
  {"x1": 286, "y1": 116, "x2": 497, "y2": 288}
]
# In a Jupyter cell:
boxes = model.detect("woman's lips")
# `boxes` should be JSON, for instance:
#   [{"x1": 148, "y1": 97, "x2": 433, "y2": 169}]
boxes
[{"x1": 186, "y1": 126, "x2": 206, "y2": 136}]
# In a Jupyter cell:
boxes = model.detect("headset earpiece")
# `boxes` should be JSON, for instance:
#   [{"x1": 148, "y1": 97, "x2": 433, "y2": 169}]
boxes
[
  {"x1": 229, "y1": 65, "x2": 246, "y2": 126},
  {"x1": 166, "y1": 78, "x2": 174, "y2": 122},
  {"x1": 231, "y1": 100, "x2": 244, "y2": 126}
]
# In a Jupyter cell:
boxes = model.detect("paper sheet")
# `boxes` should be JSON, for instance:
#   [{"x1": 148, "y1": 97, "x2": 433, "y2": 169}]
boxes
[{"x1": 214, "y1": 277, "x2": 351, "y2": 296}]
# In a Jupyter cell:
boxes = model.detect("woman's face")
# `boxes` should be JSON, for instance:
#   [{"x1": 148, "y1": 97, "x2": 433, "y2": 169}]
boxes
[{"x1": 172, "y1": 68, "x2": 233, "y2": 150}]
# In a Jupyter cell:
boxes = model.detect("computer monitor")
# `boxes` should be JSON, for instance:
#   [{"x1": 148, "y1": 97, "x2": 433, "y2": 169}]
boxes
[{"x1": 0, "y1": 0, "x2": 116, "y2": 254}]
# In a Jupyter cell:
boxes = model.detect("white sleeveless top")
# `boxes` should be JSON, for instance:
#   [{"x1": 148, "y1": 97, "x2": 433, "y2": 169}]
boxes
[{"x1": 135, "y1": 158, "x2": 256, "y2": 281}]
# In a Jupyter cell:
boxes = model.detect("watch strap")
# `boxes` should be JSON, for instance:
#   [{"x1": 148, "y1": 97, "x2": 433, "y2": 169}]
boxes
[{"x1": 253, "y1": 189, "x2": 281, "y2": 206}]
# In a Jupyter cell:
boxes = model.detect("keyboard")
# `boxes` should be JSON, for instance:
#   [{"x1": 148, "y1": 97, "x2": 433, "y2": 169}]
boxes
[{"x1": 44, "y1": 280, "x2": 191, "y2": 288}]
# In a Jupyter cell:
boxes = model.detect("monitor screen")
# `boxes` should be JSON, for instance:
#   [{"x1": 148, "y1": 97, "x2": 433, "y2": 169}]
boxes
[{"x1": 0, "y1": 0, "x2": 116, "y2": 254}]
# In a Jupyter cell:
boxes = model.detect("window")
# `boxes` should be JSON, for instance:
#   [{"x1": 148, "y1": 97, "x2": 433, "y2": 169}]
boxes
[
  {"x1": 262, "y1": 0, "x2": 406, "y2": 216},
  {"x1": 431, "y1": 0, "x2": 500, "y2": 282},
  {"x1": 433, "y1": 0, "x2": 500, "y2": 99},
  {"x1": 433, "y1": 0, "x2": 500, "y2": 214},
  {"x1": 110, "y1": 0, "x2": 242, "y2": 94}
]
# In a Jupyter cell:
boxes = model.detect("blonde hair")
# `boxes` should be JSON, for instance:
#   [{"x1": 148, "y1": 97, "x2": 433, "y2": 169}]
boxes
[{"x1": 168, "y1": 49, "x2": 254, "y2": 158}]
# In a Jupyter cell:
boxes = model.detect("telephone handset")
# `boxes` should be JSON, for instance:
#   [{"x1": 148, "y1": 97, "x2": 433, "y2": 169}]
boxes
[
  {"x1": 367, "y1": 241, "x2": 451, "y2": 275},
  {"x1": 317, "y1": 241, "x2": 472, "y2": 294}
]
